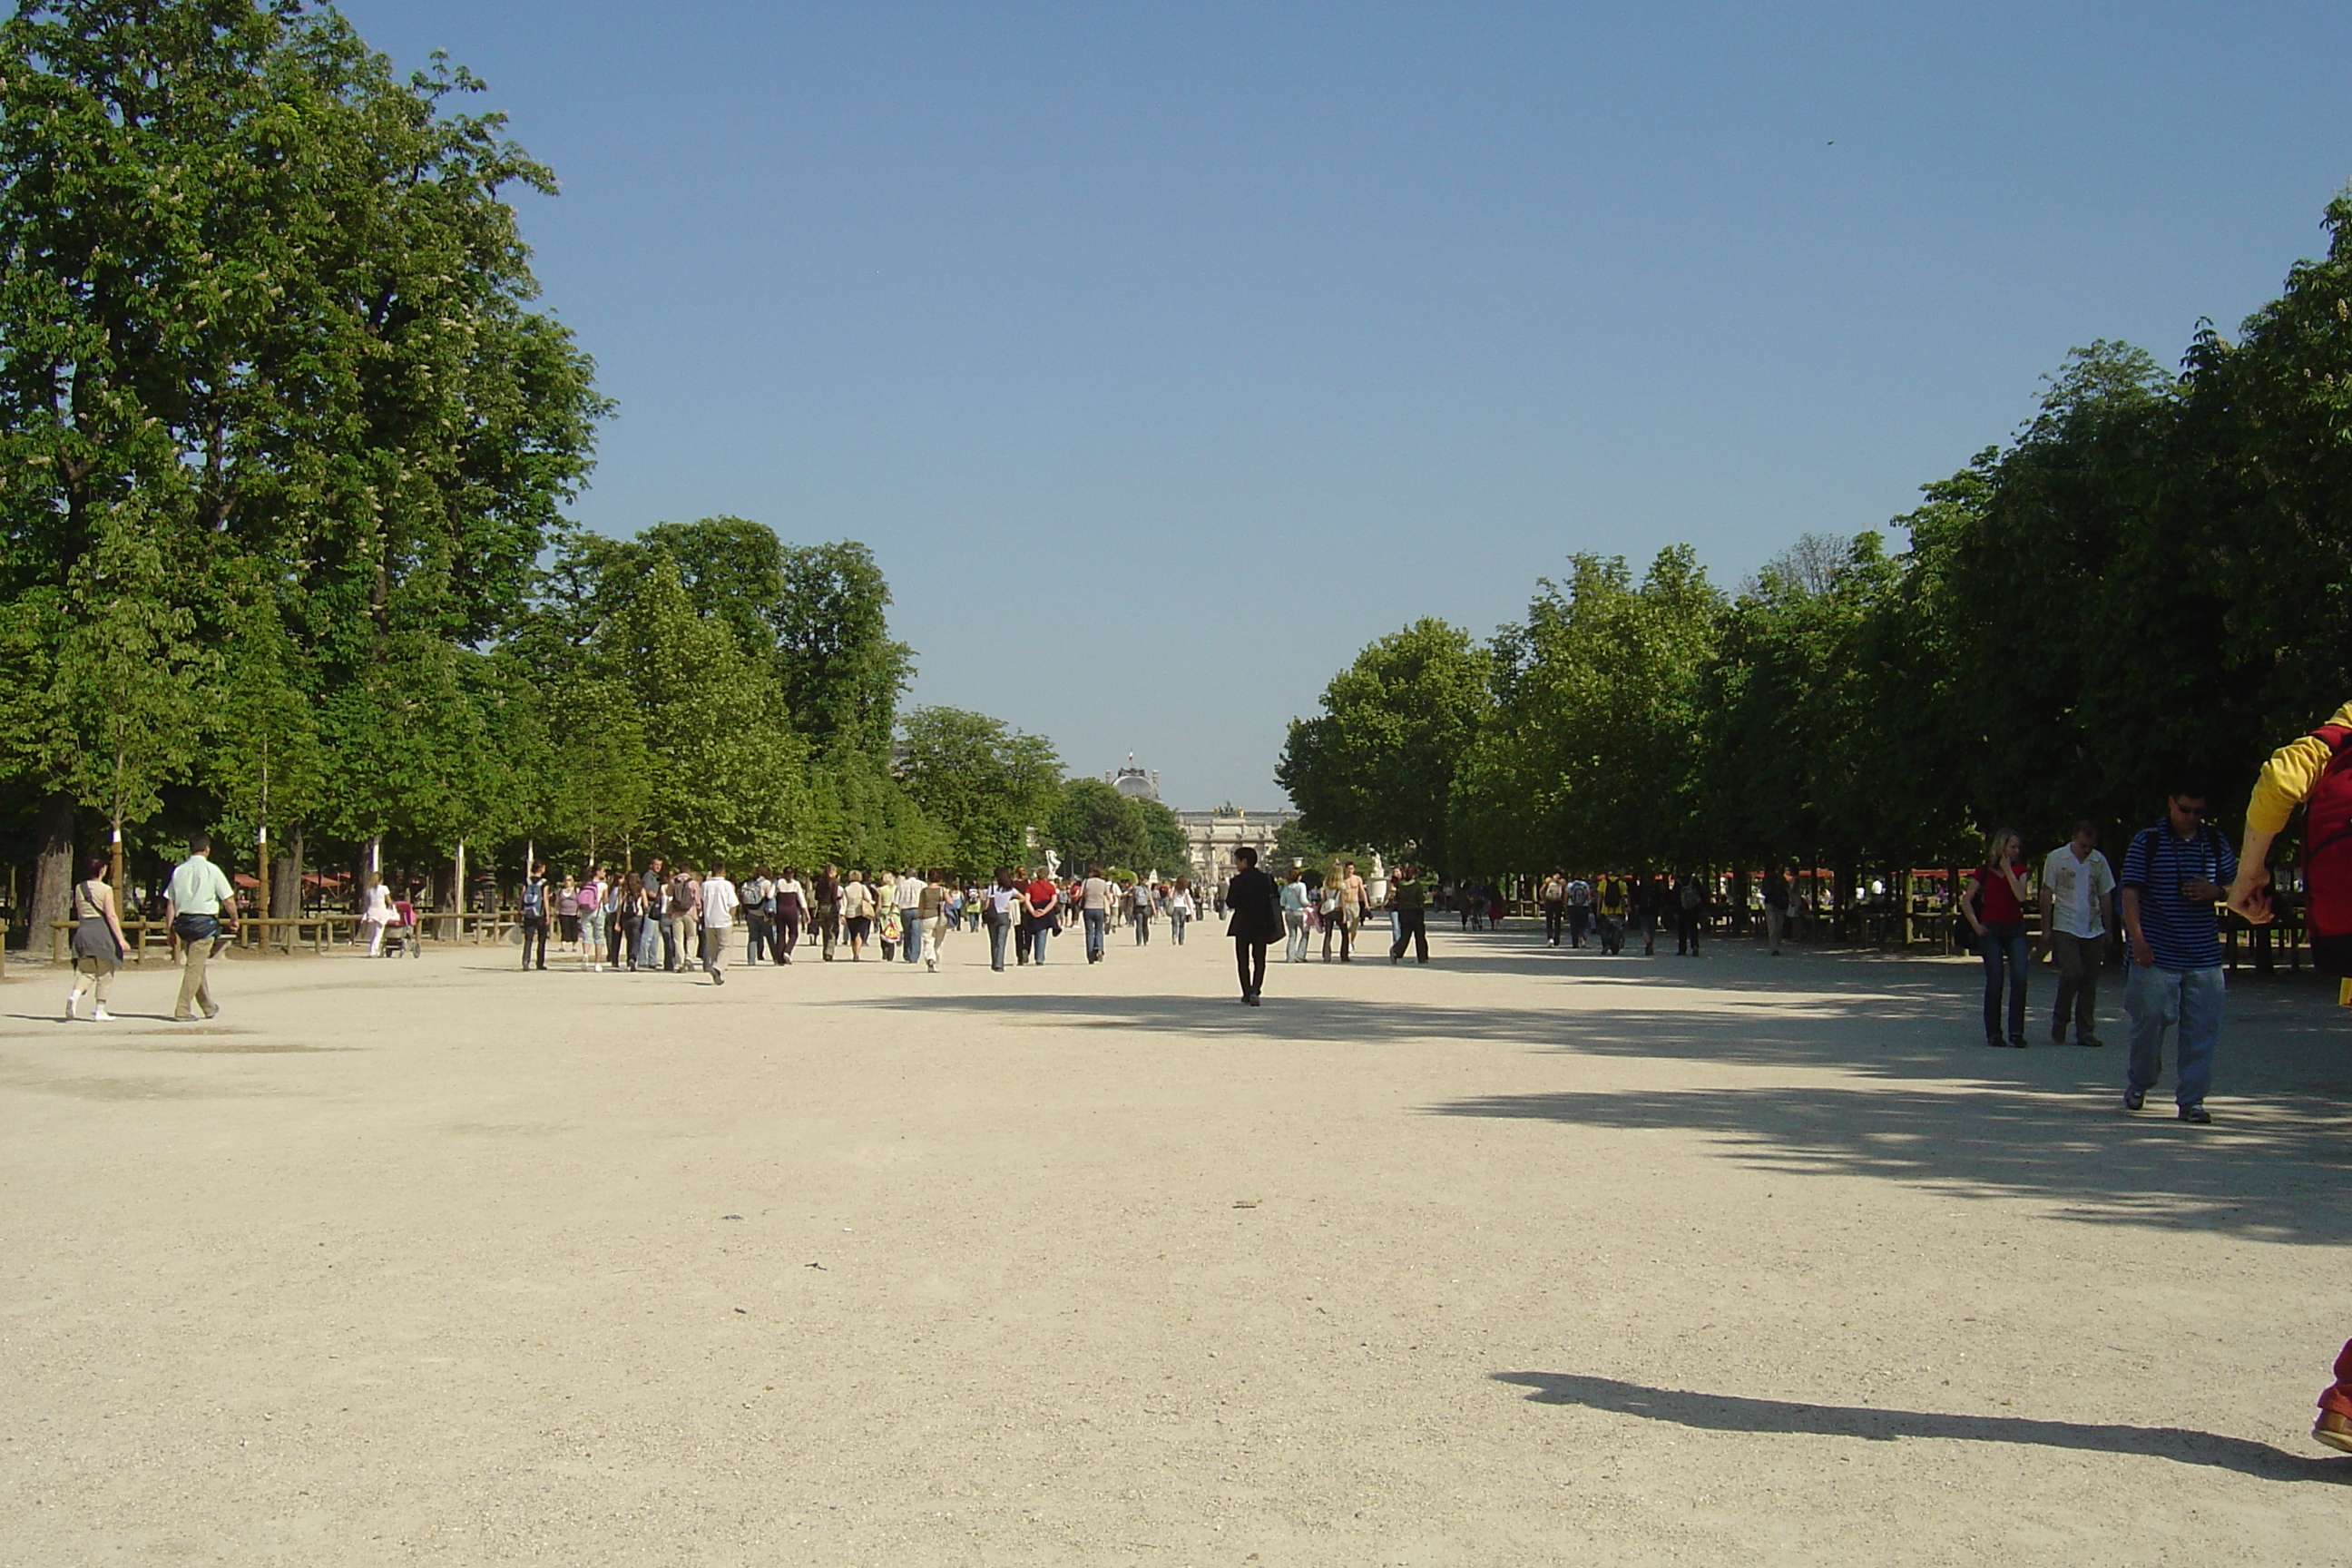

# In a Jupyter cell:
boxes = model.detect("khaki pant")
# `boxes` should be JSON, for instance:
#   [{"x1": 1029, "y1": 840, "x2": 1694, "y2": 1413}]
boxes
[
  {"x1": 701, "y1": 924, "x2": 730, "y2": 979},
  {"x1": 174, "y1": 937, "x2": 220, "y2": 1019},
  {"x1": 72, "y1": 956, "x2": 115, "y2": 1007},
  {"x1": 2051, "y1": 929, "x2": 2107, "y2": 1042}
]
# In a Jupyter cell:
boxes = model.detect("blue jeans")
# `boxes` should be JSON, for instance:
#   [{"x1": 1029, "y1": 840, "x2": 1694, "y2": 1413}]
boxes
[
  {"x1": 988, "y1": 917, "x2": 1010, "y2": 970},
  {"x1": 2126, "y1": 964, "x2": 2224, "y2": 1109},
  {"x1": 900, "y1": 909, "x2": 923, "y2": 963},
  {"x1": 1284, "y1": 910, "x2": 1310, "y2": 962},
  {"x1": 1979, "y1": 923, "x2": 2029, "y2": 1039},
  {"x1": 1170, "y1": 911, "x2": 1188, "y2": 945},
  {"x1": 633, "y1": 915, "x2": 659, "y2": 969},
  {"x1": 1027, "y1": 923, "x2": 1051, "y2": 965},
  {"x1": 1083, "y1": 908, "x2": 1106, "y2": 959}
]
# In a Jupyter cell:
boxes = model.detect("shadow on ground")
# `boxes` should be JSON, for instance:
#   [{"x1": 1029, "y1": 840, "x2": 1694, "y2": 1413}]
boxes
[
  {"x1": 838, "y1": 940, "x2": 2352, "y2": 1245},
  {"x1": 1491, "y1": 1371, "x2": 2346, "y2": 1483}
]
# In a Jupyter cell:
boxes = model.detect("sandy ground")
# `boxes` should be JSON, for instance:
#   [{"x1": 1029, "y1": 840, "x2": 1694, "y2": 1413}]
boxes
[{"x1": 3, "y1": 916, "x2": 2350, "y2": 1566}]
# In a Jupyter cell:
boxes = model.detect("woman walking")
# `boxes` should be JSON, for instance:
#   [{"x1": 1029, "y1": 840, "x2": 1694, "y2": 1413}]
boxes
[
  {"x1": 1280, "y1": 868, "x2": 1311, "y2": 962},
  {"x1": 1226, "y1": 847, "x2": 1284, "y2": 1004},
  {"x1": 773, "y1": 867, "x2": 806, "y2": 962},
  {"x1": 578, "y1": 866, "x2": 607, "y2": 971},
  {"x1": 1963, "y1": 827, "x2": 2034, "y2": 1047},
  {"x1": 66, "y1": 856, "x2": 130, "y2": 1022},
  {"x1": 1170, "y1": 878, "x2": 1194, "y2": 945},
  {"x1": 360, "y1": 873, "x2": 396, "y2": 957},
  {"x1": 613, "y1": 872, "x2": 643, "y2": 971}
]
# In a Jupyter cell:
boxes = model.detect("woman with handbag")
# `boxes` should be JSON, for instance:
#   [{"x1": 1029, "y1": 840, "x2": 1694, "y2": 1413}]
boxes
[{"x1": 66, "y1": 856, "x2": 131, "y2": 1022}]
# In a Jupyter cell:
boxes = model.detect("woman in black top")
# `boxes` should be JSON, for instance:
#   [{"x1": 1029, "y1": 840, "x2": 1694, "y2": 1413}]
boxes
[{"x1": 1224, "y1": 847, "x2": 1284, "y2": 1004}]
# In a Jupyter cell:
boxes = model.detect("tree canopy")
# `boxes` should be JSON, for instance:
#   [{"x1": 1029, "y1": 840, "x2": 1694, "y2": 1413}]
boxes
[{"x1": 1285, "y1": 191, "x2": 2352, "y2": 887}]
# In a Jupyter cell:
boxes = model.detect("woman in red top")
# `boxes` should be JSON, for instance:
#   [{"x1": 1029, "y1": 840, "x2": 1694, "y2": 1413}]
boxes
[
  {"x1": 1961, "y1": 826, "x2": 2033, "y2": 1047},
  {"x1": 1020, "y1": 872, "x2": 1060, "y2": 965}
]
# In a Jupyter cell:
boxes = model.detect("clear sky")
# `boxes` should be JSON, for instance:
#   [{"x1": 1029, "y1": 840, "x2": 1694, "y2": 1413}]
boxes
[{"x1": 341, "y1": 0, "x2": 2352, "y2": 808}]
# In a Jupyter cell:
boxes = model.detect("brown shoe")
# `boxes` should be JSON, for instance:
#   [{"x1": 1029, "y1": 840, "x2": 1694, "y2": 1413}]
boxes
[
  {"x1": 2315, "y1": 1410, "x2": 2352, "y2": 1454},
  {"x1": 2077, "y1": 1034, "x2": 2106, "y2": 1048}
]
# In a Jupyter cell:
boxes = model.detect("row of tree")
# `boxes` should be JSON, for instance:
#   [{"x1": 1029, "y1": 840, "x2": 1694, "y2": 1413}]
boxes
[
  {"x1": 1281, "y1": 191, "x2": 2352, "y2": 892},
  {"x1": 0, "y1": 1, "x2": 1175, "y2": 945}
]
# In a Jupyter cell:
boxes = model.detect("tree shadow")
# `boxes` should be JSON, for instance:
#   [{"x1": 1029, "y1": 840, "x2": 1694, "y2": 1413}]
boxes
[
  {"x1": 1490, "y1": 1371, "x2": 2344, "y2": 1482},
  {"x1": 835, "y1": 956, "x2": 2352, "y2": 1244}
]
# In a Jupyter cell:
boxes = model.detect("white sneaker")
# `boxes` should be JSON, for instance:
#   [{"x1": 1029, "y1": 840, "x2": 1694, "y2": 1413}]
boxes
[
  {"x1": 93, "y1": 1006, "x2": 113, "y2": 1022},
  {"x1": 64, "y1": 992, "x2": 78, "y2": 1022}
]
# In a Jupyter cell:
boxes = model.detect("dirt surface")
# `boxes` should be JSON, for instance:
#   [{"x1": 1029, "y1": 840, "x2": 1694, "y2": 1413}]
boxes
[{"x1": 4, "y1": 922, "x2": 2349, "y2": 1565}]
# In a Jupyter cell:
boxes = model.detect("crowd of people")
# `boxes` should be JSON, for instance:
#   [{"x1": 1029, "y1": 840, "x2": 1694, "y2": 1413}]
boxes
[{"x1": 496, "y1": 861, "x2": 1225, "y2": 981}]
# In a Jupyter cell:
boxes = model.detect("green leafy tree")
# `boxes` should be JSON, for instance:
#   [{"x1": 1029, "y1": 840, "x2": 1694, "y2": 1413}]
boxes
[
  {"x1": 1045, "y1": 778, "x2": 1149, "y2": 875},
  {"x1": 211, "y1": 576, "x2": 326, "y2": 912},
  {"x1": 774, "y1": 542, "x2": 912, "y2": 756},
  {"x1": 1133, "y1": 798, "x2": 1192, "y2": 881},
  {"x1": 1277, "y1": 618, "x2": 1492, "y2": 870},
  {"x1": 0, "y1": 0, "x2": 603, "y2": 914},
  {"x1": 897, "y1": 705, "x2": 1063, "y2": 874},
  {"x1": 51, "y1": 509, "x2": 211, "y2": 887},
  {"x1": 593, "y1": 560, "x2": 808, "y2": 868}
]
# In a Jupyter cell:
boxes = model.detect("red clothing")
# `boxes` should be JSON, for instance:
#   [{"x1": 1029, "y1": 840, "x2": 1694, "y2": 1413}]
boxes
[
  {"x1": 1024, "y1": 878, "x2": 1057, "y2": 911},
  {"x1": 2324, "y1": 1340, "x2": 2352, "y2": 1419},
  {"x1": 1974, "y1": 863, "x2": 2027, "y2": 925}
]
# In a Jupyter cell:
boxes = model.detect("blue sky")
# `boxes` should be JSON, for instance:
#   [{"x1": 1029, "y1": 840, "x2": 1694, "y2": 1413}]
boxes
[{"x1": 344, "y1": 0, "x2": 2352, "y2": 808}]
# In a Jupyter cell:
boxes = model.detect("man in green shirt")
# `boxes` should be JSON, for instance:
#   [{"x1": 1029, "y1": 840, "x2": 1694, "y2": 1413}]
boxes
[
  {"x1": 164, "y1": 833, "x2": 239, "y2": 1021},
  {"x1": 1388, "y1": 863, "x2": 1431, "y2": 965}
]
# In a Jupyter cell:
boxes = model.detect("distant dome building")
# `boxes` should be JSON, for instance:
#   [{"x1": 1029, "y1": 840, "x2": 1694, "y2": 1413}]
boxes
[{"x1": 1105, "y1": 757, "x2": 1161, "y2": 801}]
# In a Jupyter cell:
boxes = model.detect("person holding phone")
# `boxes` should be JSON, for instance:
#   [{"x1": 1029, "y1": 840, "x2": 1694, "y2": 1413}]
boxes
[
  {"x1": 1960, "y1": 828, "x2": 2033, "y2": 1048},
  {"x1": 2119, "y1": 780, "x2": 2235, "y2": 1122}
]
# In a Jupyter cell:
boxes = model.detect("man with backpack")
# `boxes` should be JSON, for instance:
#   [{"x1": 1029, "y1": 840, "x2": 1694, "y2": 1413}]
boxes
[
  {"x1": 741, "y1": 867, "x2": 775, "y2": 965},
  {"x1": 1539, "y1": 870, "x2": 1568, "y2": 947},
  {"x1": 1594, "y1": 871, "x2": 1629, "y2": 955},
  {"x1": 2119, "y1": 781, "x2": 2234, "y2": 1123},
  {"x1": 1564, "y1": 874, "x2": 1593, "y2": 948},
  {"x1": 665, "y1": 867, "x2": 701, "y2": 973},
  {"x1": 518, "y1": 859, "x2": 550, "y2": 972}
]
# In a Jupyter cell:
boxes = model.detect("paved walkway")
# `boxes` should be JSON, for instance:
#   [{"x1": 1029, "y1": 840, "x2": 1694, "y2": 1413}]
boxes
[{"x1": 4, "y1": 926, "x2": 2348, "y2": 1564}]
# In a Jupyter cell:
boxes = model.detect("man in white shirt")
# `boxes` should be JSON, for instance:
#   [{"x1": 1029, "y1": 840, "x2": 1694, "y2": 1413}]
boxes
[
  {"x1": 1079, "y1": 867, "x2": 1115, "y2": 964},
  {"x1": 700, "y1": 862, "x2": 740, "y2": 985},
  {"x1": 893, "y1": 869, "x2": 927, "y2": 965},
  {"x1": 2039, "y1": 820, "x2": 2116, "y2": 1047},
  {"x1": 164, "y1": 832, "x2": 238, "y2": 1022}
]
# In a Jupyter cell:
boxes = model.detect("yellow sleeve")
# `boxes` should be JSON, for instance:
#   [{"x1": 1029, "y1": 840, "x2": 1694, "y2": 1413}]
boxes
[{"x1": 2245, "y1": 701, "x2": 2352, "y2": 833}]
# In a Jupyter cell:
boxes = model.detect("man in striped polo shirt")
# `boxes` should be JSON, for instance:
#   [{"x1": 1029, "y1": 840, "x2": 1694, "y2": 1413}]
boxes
[{"x1": 2119, "y1": 780, "x2": 2236, "y2": 1123}]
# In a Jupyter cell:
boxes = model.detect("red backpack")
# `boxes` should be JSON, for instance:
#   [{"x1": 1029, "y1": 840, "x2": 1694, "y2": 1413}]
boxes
[{"x1": 2303, "y1": 723, "x2": 2352, "y2": 975}]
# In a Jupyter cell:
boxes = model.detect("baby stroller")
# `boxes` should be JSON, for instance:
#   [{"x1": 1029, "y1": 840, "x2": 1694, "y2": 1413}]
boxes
[{"x1": 380, "y1": 899, "x2": 423, "y2": 958}]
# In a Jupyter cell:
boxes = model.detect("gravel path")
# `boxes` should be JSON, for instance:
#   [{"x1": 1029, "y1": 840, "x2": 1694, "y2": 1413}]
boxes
[{"x1": 5, "y1": 925, "x2": 2347, "y2": 1564}]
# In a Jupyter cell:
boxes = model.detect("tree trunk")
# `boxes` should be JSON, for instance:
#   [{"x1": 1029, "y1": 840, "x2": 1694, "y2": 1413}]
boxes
[
  {"x1": 27, "y1": 790, "x2": 74, "y2": 957},
  {"x1": 271, "y1": 823, "x2": 304, "y2": 921}
]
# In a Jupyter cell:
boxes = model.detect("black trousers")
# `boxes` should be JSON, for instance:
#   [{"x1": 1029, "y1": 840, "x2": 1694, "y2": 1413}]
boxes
[
  {"x1": 1543, "y1": 902, "x2": 1564, "y2": 943},
  {"x1": 1391, "y1": 907, "x2": 1428, "y2": 962},
  {"x1": 1234, "y1": 936, "x2": 1267, "y2": 996},
  {"x1": 1678, "y1": 909, "x2": 1702, "y2": 954},
  {"x1": 520, "y1": 915, "x2": 548, "y2": 968}
]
